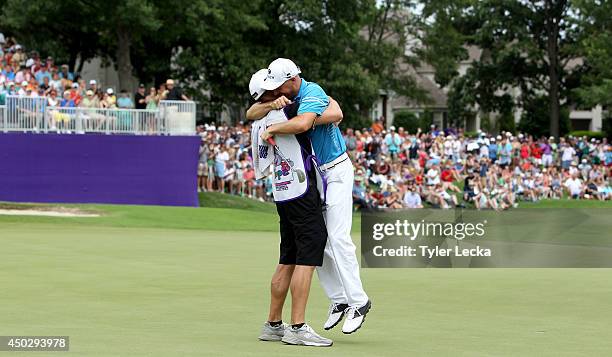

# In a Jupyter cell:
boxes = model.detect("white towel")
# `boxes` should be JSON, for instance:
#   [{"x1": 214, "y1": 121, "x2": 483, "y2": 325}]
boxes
[{"x1": 251, "y1": 110, "x2": 287, "y2": 180}]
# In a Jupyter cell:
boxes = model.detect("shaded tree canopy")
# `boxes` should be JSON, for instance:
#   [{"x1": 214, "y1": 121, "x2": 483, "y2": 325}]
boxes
[
  {"x1": 2, "y1": 0, "x2": 609, "y2": 129},
  {"x1": 1, "y1": 0, "x2": 427, "y2": 125}
]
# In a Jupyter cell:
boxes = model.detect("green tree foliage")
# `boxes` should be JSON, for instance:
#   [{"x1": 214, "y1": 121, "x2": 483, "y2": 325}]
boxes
[
  {"x1": 573, "y1": 0, "x2": 612, "y2": 109},
  {"x1": 1, "y1": 0, "x2": 161, "y2": 93},
  {"x1": 518, "y1": 96, "x2": 570, "y2": 138},
  {"x1": 392, "y1": 110, "x2": 433, "y2": 134},
  {"x1": 1, "y1": 0, "x2": 427, "y2": 126},
  {"x1": 1, "y1": 1, "x2": 101, "y2": 72},
  {"x1": 392, "y1": 111, "x2": 419, "y2": 133},
  {"x1": 420, "y1": 0, "x2": 589, "y2": 137}
]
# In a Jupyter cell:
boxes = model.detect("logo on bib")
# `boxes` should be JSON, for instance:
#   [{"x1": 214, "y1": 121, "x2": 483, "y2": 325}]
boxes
[
  {"x1": 274, "y1": 155, "x2": 295, "y2": 191},
  {"x1": 274, "y1": 157, "x2": 293, "y2": 181},
  {"x1": 258, "y1": 145, "x2": 269, "y2": 159}
]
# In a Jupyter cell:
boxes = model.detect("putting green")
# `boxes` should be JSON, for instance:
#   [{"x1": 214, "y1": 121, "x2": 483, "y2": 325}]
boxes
[{"x1": 1, "y1": 200, "x2": 611, "y2": 356}]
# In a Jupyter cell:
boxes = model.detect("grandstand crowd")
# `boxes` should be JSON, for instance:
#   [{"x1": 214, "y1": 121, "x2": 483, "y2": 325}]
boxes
[
  {"x1": 197, "y1": 121, "x2": 612, "y2": 210},
  {"x1": 0, "y1": 36, "x2": 187, "y2": 109}
]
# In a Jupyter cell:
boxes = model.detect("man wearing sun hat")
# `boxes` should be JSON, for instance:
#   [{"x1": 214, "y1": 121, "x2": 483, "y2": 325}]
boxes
[
  {"x1": 247, "y1": 58, "x2": 371, "y2": 335},
  {"x1": 163, "y1": 79, "x2": 189, "y2": 101}
]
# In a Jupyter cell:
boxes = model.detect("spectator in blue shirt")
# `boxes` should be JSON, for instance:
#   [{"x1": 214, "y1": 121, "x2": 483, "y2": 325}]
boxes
[
  {"x1": 59, "y1": 65, "x2": 74, "y2": 81},
  {"x1": 60, "y1": 91, "x2": 75, "y2": 107},
  {"x1": 385, "y1": 126, "x2": 403, "y2": 159},
  {"x1": 5, "y1": 68, "x2": 15, "y2": 81},
  {"x1": 35, "y1": 68, "x2": 52, "y2": 85},
  {"x1": 488, "y1": 137, "x2": 498, "y2": 162},
  {"x1": 117, "y1": 90, "x2": 134, "y2": 108}
]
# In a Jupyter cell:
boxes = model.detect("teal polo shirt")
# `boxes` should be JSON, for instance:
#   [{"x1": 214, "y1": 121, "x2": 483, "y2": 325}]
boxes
[{"x1": 294, "y1": 78, "x2": 346, "y2": 164}]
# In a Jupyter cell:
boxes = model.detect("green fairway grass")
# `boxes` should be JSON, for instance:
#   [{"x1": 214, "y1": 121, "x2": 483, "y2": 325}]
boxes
[{"x1": 1, "y1": 197, "x2": 611, "y2": 356}]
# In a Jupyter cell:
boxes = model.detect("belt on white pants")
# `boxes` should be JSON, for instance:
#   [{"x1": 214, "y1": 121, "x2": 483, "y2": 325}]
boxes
[{"x1": 319, "y1": 152, "x2": 349, "y2": 172}]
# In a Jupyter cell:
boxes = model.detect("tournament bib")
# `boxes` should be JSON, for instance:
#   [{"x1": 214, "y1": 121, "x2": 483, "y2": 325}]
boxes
[{"x1": 272, "y1": 134, "x2": 309, "y2": 202}]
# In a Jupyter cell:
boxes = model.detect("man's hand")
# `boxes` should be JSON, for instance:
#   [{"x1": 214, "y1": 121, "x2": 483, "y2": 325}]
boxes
[
  {"x1": 261, "y1": 129, "x2": 273, "y2": 142},
  {"x1": 269, "y1": 96, "x2": 292, "y2": 110},
  {"x1": 246, "y1": 96, "x2": 292, "y2": 120}
]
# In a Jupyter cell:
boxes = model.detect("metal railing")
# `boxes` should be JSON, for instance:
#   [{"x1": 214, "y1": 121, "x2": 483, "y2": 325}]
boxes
[
  {"x1": 1, "y1": 96, "x2": 196, "y2": 135},
  {"x1": 159, "y1": 100, "x2": 197, "y2": 136},
  {"x1": 2, "y1": 96, "x2": 47, "y2": 133},
  {"x1": 45, "y1": 107, "x2": 161, "y2": 134}
]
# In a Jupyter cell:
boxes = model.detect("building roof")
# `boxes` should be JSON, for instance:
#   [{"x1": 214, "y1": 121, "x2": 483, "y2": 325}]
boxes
[{"x1": 389, "y1": 72, "x2": 448, "y2": 110}]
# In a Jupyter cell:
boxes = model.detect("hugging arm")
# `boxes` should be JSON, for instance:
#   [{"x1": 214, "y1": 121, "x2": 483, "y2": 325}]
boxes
[
  {"x1": 316, "y1": 97, "x2": 343, "y2": 125},
  {"x1": 246, "y1": 96, "x2": 292, "y2": 120},
  {"x1": 261, "y1": 98, "x2": 343, "y2": 140},
  {"x1": 246, "y1": 96, "x2": 342, "y2": 124},
  {"x1": 261, "y1": 113, "x2": 317, "y2": 140},
  {"x1": 246, "y1": 101, "x2": 272, "y2": 121}
]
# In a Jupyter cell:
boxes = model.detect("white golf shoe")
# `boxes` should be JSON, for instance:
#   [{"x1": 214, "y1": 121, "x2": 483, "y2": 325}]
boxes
[
  {"x1": 323, "y1": 303, "x2": 349, "y2": 330},
  {"x1": 342, "y1": 300, "x2": 371, "y2": 334}
]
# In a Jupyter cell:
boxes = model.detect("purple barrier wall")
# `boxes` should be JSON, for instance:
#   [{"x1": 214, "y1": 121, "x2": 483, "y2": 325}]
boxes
[{"x1": 0, "y1": 133, "x2": 200, "y2": 206}]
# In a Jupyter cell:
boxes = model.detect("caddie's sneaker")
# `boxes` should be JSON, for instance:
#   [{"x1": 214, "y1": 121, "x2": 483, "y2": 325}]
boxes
[
  {"x1": 342, "y1": 300, "x2": 372, "y2": 334},
  {"x1": 281, "y1": 323, "x2": 333, "y2": 347},
  {"x1": 258, "y1": 321, "x2": 287, "y2": 341},
  {"x1": 324, "y1": 303, "x2": 349, "y2": 330}
]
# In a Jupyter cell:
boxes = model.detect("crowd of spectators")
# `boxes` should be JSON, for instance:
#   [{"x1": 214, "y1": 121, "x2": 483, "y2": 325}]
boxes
[
  {"x1": 0, "y1": 35, "x2": 187, "y2": 109},
  {"x1": 197, "y1": 120, "x2": 612, "y2": 210},
  {"x1": 3, "y1": 35, "x2": 610, "y2": 210}
]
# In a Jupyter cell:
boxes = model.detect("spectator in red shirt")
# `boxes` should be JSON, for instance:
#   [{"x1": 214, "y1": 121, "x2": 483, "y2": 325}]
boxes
[
  {"x1": 441, "y1": 164, "x2": 462, "y2": 193},
  {"x1": 414, "y1": 172, "x2": 424, "y2": 185},
  {"x1": 520, "y1": 142, "x2": 530, "y2": 159},
  {"x1": 69, "y1": 83, "x2": 82, "y2": 105},
  {"x1": 531, "y1": 142, "x2": 542, "y2": 165},
  {"x1": 417, "y1": 149, "x2": 428, "y2": 169}
]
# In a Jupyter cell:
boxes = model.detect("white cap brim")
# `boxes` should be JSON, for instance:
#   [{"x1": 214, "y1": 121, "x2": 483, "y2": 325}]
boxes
[
  {"x1": 261, "y1": 77, "x2": 285, "y2": 91},
  {"x1": 249, "y1": 68, "x2": 269, "y2": 101}
]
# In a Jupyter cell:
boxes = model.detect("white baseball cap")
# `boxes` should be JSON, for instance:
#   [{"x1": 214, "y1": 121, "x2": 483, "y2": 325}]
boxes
[
  {"x1": 261, "y1": 58, "x2": 301, "y2": 91},
  {"x1": 89, "y1": 79, "x2": 97, "y2": 85},
  {"x1": 106, "y1": 88, "x2": 114, "y2": 94},
  {"x1": 249, "y1": 68, "x2": 268, "y2": 101}
]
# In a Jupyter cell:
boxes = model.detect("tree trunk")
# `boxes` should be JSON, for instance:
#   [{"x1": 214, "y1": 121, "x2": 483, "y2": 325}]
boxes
[
  {"x1": 116, "y1": 25, "x2": 135, "y2": 93},
  {"x1": 77, "y1": 57, "x2": 85, "y2": 76},
  {"x1": 546, "y1": 0, "x2": 562, "y2": 138},
  {"x1": 68, "y1": 51, "x2": 78, "y2": 75}
]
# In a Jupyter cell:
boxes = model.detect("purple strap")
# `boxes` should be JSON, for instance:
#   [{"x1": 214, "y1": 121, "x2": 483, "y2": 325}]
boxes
[{"x1": 305, "y1": 152, "x2": 327, "y2": 206}]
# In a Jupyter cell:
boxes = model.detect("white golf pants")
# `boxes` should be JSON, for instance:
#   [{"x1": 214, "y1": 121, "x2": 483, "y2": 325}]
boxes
[{"x1": 316, "y1": 156, "x2": 369, "y2": 307}]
